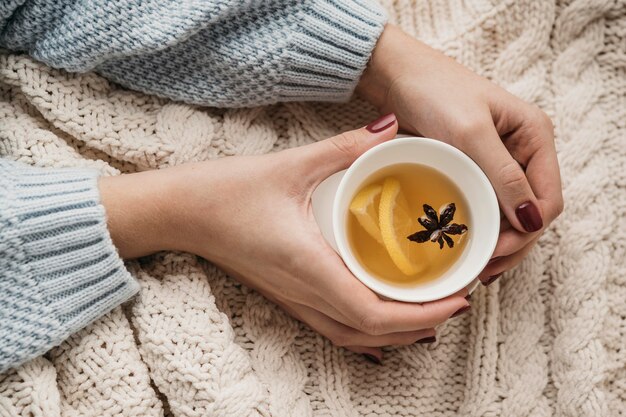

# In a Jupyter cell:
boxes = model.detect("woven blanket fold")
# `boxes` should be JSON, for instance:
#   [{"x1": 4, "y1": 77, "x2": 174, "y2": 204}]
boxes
[{"x1": 0, "y1": 1, "x2": 624, "y2": 416}]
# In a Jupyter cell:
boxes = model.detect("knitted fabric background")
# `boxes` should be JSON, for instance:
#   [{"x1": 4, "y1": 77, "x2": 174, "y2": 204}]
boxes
[{"x1": 0, "y1": 0, "x2": 624, "y2": 416}]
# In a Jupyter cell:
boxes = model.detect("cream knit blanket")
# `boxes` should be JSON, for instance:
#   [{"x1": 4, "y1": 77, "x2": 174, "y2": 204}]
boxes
[{"x1": 1, "y1": 0, "x2": 624, "y2": 416}]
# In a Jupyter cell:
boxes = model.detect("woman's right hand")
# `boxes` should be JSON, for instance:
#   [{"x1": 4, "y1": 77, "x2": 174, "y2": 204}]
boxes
[
  {"x1": 100, "y1": 114, "x2": 470, "y2": 362},
  {"x1": 357, "y1": 25, "x2": 563, "y2": 286}
]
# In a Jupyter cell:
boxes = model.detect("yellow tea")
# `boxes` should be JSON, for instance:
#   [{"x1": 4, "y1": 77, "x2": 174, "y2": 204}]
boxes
[{"x1": 347, "y1": 163, "x2": 470, "y2": 285}]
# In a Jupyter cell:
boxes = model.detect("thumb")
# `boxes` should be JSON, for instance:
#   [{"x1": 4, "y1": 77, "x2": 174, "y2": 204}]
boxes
[{"x1": 302, "y1": 113, "x2": 398, "y2": 182}]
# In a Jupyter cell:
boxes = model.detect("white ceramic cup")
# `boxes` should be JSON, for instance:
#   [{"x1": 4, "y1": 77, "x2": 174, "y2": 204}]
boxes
[{"x1": 311, "y1": 136, "x2": 499, "y2": 302}]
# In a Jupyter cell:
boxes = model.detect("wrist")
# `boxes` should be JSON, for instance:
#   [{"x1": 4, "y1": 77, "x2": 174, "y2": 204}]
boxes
[
  {"x1": 99, "y1": 169, "x2": 181, "y2": 258},
  {"x1": 357, "y1": 24, "x2": 405, "y2": 110},
  {"x1": 356, "y1": 25, "x2": 433, "y2": 111}
]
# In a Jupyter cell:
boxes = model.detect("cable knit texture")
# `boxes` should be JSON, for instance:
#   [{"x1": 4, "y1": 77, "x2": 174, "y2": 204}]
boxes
[
  {"x1": 0, "y1": 0, "x2": 386, "y2": 106},
  {"x1": 0, "y1": 0, "x2": 624, "y2": 416}
]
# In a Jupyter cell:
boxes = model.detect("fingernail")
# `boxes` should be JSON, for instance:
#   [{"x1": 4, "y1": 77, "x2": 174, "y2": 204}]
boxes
[
  {"x1": 488, "y1": 256, "x2": 502, "y2": 265},
  {"x1": 363, "y1": 353, "x2": 382, "y2": 365},
  {"x1": 451, "y1": 305, "x2": 471, "y2": 318},
  {"x1": 515, "y1": 201, "x2": 543, "y2": 232},
  {"x1": 483, "y1": 274, "x2": 502, "y2": 286},
  {"x1": 416, "y1": 336, "x2": 437, "y2": 344},
  {"x1": 465, "y1": 294, "x2": 472, "y2": 301},
  {"x1": 365, "y1": 113, "x2": 396, "y2": 133}
]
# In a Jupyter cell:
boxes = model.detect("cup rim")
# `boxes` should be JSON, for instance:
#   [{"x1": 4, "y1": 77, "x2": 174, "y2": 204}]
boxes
[{"x1": 332, "y1": 137, "x2": 499, "y2": 302}]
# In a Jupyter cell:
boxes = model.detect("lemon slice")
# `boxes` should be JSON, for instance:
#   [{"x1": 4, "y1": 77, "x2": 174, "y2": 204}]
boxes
[
  {"x1": 349, "y1": 184, "x2": 383, "y2": 244},
  {"x1": 379, "y1": 177, "x2": 425, "y2": 275}
]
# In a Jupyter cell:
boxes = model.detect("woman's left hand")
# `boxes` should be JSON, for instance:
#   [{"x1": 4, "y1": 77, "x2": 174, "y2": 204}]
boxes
[{"x1": 357, "y1": 25, "x2": 563, "y2": 285}]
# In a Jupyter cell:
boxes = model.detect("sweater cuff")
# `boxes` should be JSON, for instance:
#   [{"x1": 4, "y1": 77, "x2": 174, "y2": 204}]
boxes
[
  {"x1": 1, "y1": 161, "x2": 139, "y2": 370},
  {"x1": 277, "y1": 0, "x2": 387, "y2": 102}
]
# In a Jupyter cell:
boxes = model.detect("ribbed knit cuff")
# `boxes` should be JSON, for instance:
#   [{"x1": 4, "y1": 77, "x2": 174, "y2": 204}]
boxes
[
  {"x1": 0, "y1": 160, "x2": 139, "y2": 371},
  {"x1": 277, "y1": 0, "x2": 387, "y2": 102}
]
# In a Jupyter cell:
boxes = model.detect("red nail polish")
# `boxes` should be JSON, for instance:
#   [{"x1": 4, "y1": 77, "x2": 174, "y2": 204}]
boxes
[
  {"x1": 365, "y1": 113, "x2": 396, "y2": 133},
  {"x1": 451, "y1": 305, "x2": 471, "y2": 318},
  {"x1": 416, "y1": 336, "x2": 437, "y2": 344},
  {"x1": 363, "y1": 353, "x2": 382, "y2": 365},
  {"x1": 483, "y1": 274, "x2": 501, "y2": 286},
  {"x1": 515, "y1": 201, "x2": 543, "y2": 232}
]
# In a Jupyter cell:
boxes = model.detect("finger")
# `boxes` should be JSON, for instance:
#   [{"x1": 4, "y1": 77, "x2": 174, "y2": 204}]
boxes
[
  {"x1": 316, "y1": 282, "x2": 470, "y2": 326},
  {"x1": 313, "y1": 252, "x2": 469, "y2": 334},
  {"x1": 479, "y1": 235, "x2": 540, "y2": 285},
  {"x1": 312, "y1": 278, "x2": 470, "y2": 329},
  {"x1": 461, "y1": 123, "x2": 544, "y2": 233},
  {"x1": 492, "y1": 226, "x2": 535, "y2": 258},
  {"x1": 345, "y1": 346, "x2": 384, "y2": 365},
  {"x1": 291, "y1": 302, "x2": 436, "y2": 347},
  {"x1": 508, "y1": 113, "x2": 563, "y2": 226},
  {"x1": 276, "y1": 300, "x2": 382, "y2": 365},
  {"x1": 525, "y1": 146, "x2": 563, "y2": 224},
  {"x1": 297, "y1": 113, "x2": 398, "y2": 183}
]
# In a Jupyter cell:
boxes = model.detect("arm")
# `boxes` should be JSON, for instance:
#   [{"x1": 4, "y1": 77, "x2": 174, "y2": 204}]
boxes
[
  {"x1": 0, "y1": 0, "x2": 387, "y2": 107},
  {"x1": 0, "y1": 159, "x2": 139, "y2": 373},
  {"x1": 0, "y1": 120, "x2": 468, "y2": 372}
]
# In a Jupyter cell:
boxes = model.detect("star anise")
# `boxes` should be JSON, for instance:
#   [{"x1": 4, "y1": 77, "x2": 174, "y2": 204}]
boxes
[{"x1": 407, "y1": 203, "x2": 468, "y2": 249}]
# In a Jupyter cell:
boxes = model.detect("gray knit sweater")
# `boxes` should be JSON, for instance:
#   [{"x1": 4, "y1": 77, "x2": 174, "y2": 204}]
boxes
[{"x1": 0, "y1": 0, "x2": 386, "y2": 372}]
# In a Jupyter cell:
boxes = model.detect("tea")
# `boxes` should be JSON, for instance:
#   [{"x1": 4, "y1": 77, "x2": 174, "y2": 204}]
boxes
[{"x1": 347, "y1": 163, "x2": 470, "y2": 285}]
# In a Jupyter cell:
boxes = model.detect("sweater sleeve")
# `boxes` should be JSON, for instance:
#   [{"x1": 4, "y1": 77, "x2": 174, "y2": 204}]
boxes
[
  {"x1": 0, "y1": 159, "x2": 140, "y2": 373},
  {"x1": 0, "y1": 0, "x2": 387, "y2": 107}
]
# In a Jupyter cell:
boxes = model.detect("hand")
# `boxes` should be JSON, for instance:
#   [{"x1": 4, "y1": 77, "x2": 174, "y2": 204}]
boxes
[
  {"x1": 357, "y1": 25, "x2": 563, "y2": 285},
  {"x1": 99, "y1": 114, "x2": 470, "y2": 362}
]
